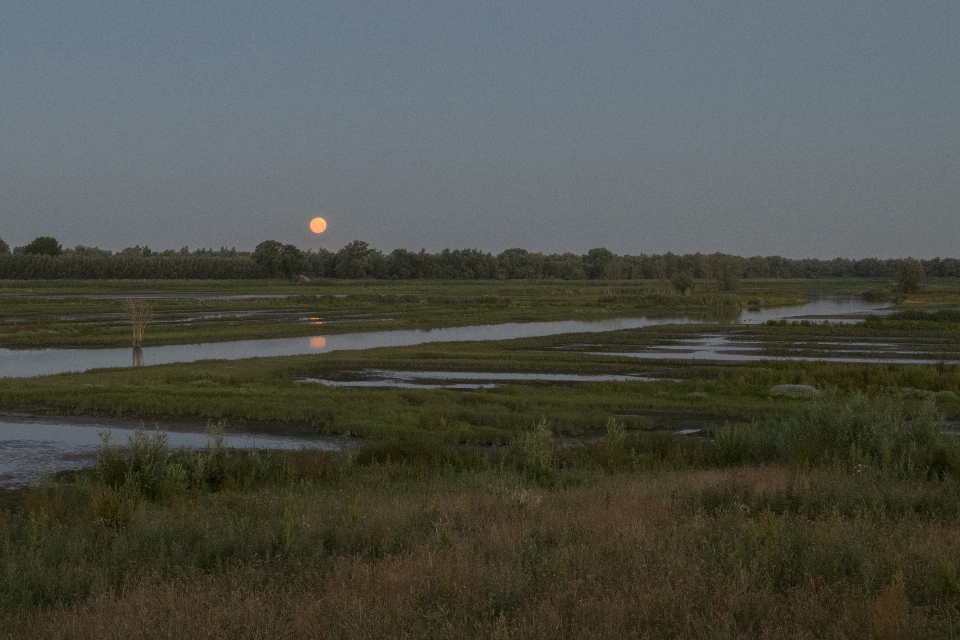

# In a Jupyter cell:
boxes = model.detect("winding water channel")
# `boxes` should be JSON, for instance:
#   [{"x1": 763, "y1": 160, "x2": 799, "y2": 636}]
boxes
[
  {"x1": 0, "y1": 294, "x2": 888, "y2": 378},
  {"x1": 0, "y1": 294, "x2": 950, "y2": 487}
]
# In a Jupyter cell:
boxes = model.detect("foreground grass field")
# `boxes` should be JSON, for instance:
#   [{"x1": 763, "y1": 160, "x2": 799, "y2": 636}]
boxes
[{"x1": 4, "y1": 396, "x2": 960, "y2": 638}]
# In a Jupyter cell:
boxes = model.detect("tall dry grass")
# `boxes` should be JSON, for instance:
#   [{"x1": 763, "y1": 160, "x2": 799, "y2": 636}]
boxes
[
  {"x1": 5, "y1": 466, "x2": 960, "y2": 638},
  {"x1": 5, "y1": 398, "x2": 960, "y2": 638}
]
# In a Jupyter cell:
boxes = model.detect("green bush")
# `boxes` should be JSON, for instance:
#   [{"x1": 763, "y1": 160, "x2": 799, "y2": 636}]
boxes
[
  {"x1": 896, "y1": 257, "x2": 925, "y2": 293},
  {"x1": 716, "y1": 394, "x2": 953, "y2": 477},
  {"x1": 512, "y1": 419, "x2": 554, "y2": 479},
  {"x1": 671, "y1": 271, "x2": 694, "y2": 295}
]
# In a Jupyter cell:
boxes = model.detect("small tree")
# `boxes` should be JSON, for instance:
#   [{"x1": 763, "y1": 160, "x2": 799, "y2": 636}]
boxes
[
  {"x1": 124, "y1": 300, "x2": 155, "y2": 348},
  {"x1": 252, "y1": 240, "x2": 284, "y2": 277},
  {"x1": 896, "y1": 258, "x2": 925, "y2": 294},
  {"x1": 585, "y1": 247, "x2": 615, "y2": 279},
  {"x1": 652, "y1": 257, "x2": 667, "y2": 292},
  {"x1": 279, "y1": 244, "x2": 306, "y2": 278},
  {"x1": 602, "y1": 256, "x2": 623, "y2": 281},
  {"x1": 672, "y1": 270, "x2": 694, "y2": 295},
  {"x1": 335, "y1": 240, "x2": 381, "y2": 279},
  {"x1": 712, "y1": 253, "x2": 742, "y2": 291},
  {"x1": 22, "y1": 236, "x2": 62, "y2": 256},
  {"x1": 0, "y1": 237, "x2": 9, "y2": 255}
]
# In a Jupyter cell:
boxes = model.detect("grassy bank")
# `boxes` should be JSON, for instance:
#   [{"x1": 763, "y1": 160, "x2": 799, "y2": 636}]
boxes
[
  {"x1": 3, "y1": 321, "x2": 960, "y2": 440},
  {"x1": 3, "y1": 276, "x2": 959, "y2": 350},
  {"x1": 4, "y1": 396, "x2": 960, "y2": 638},
  {"x1": 0, "y1": 278, "x2": 811, "y2": 349}
]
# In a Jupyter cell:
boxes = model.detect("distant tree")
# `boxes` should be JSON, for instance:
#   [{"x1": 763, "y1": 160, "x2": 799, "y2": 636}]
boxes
[
  {"x1": 0, "y1": 237, "x2": 9, "y2": 255},
  {"x1": 22, "y1": 236, "x2": 63, "y2": 256},
  {"x1": 69, "y1": 245, "x2": 112, "y2": 258},
  {"x1": 118, "y1": 245, "x2": 152, "y2": 258},
  {"x1": 304, "y1": 248, "x2": 336, "y2": 278},
  {"x1": 335, "y1": 240, "x2": 381, "y2": 279},
  {"x1": 711, "y1": 253, "x2": 742, "y2": 291},
  {"x1": 896, "y1": 257, "x2": 925, "y2": 293},
  {"x1": 602, "y1": 256, "x2": 623, "y2": 281},
  {"x1": 279, "y1": 244, "x2": 306, "y2": 277},
  {"x1": 496, "y1": 248, "x2": 545, "y2": 279},
  {"x1": 698, "y1": 253, "x2": 713, "y2": 280},
  {"x1": 585, "y1": 248, "x2": 615, "y2": 279},
  {"x1": 252, "y1": 240, "x2": 284, "y2": 277},
  {"x1": 671, "y1": 270, "x2": 694, "y2": 295}
]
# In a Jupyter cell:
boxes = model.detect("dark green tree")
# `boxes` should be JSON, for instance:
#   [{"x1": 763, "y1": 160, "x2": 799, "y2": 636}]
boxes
[
  {"x1": 335, "y1": 240, "x2": 381, "y2": 279},
  {"x1": 0, "y1": 237, "x2": 9, "y2": 255},
  {"x1": 896, "y1": 257, "x2": 925, "y2": 293},
  {"x1": 279, "y1": 244, "x2": 306, "y2": 277},
  {"x1": 252, "y1": 240, "x2": 284, "y2": 277},
  {"x1": 711, "y1": 253, "x2": 742, "y2": 291},
  {"x1": 671, "y1": 270, "x2": 694, "y2": 295},
  {"x1": 22, "y1": 236, "x2": 63, "y2": 256},
  {"x1": 584, "y1": 248, "x2": 615, "y2": 279}
]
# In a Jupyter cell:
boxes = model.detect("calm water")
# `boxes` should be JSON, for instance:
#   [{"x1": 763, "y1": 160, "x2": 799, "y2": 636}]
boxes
[
  {"x1": 592, "y1": 334, "x2": 960, "y2": 365},
  {"x1": 0, "y1": 417, "x2": 339, "y2": 487},
  {"x1": 297, "y1": 369, "x2": 667, "y2": 390},
  {"x1": 0, "y1": 294, "x2": 903, "y2": 487},
  {"x1": 0, "y1": 295, "x2": 889, "y2": 378}
]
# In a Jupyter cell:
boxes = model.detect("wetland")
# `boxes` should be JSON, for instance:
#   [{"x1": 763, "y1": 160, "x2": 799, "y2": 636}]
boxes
[{"x1": 5, "y1": 276, "x2": 960, "y2": 637}]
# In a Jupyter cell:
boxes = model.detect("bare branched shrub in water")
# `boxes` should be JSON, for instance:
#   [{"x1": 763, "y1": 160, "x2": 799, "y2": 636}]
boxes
[{"x1": 124, "y1": 299, "x2": 154, "y2": 348}]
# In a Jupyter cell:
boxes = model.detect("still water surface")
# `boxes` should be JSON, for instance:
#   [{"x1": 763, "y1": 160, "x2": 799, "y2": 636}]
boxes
[
  {"x1": 0, "y1": 295, "x2": 887, "y2": 378},
  {"x1": 298, "y1": 370, "x2": 667, "y2": 390},
  {"x1": 0, "y1": 417, "x2": 339, "y2": 487}
]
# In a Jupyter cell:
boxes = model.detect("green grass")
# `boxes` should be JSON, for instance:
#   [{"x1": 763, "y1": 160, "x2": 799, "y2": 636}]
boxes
[
  {"x1": 6, "y1": 277, "x2": 960, "y2": 637},
  {"x1": 3, "y1": 324, "x2": 960, "y2": 445},
  {"x1": 5, "y1": 396, "x2": 960, "y2": 637},
  {"x1": 0, "y1": 278, "x2": 808, "y2": 348},
  {"x1": 3, "y1": 276, "x2": 959, "y2": 351}
]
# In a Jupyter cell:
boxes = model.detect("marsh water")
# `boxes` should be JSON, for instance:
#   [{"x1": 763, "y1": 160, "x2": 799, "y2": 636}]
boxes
[
  {"x1": 297, "y1": 370, "x2": 668, "y2": 390},
  {"x1": 590, "y1": 335, "x2": 960, "y2": 365},
  {"x1": 0, "y1": 294, "x2": 890, "y2": 378},
  {"x1": 0, "y1": 416, "x2": 340, "y2": 487}
]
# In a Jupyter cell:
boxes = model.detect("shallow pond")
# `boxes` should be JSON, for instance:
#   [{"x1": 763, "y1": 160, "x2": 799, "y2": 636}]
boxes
[
  {"x1": 0, "y1": 295, "x2": 890, "y2": 378},
  {"x1": 0, "y1": 416, "x2": 340, "y2": 487}
]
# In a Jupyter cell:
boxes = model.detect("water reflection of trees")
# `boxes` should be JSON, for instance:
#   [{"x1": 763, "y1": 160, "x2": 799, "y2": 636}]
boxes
[{"x1": 132, "y1": 347, "x2": 143, "y2": 367}]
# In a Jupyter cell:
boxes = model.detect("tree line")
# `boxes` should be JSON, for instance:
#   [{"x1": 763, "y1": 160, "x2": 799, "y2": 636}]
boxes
[{"x1": 0, "y1": 235, "x2": 955, "y2": 283}]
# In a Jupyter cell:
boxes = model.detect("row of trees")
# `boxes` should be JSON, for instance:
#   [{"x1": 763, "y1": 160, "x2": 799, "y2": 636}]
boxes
[{"x1": 0, "y1": 236, "x2": 953, "y2": 283}]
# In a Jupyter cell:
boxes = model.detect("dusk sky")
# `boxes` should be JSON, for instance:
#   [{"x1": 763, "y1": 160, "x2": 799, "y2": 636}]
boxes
[{"x1": 2, "y1": 2, "x2": 958, "y2": 258}]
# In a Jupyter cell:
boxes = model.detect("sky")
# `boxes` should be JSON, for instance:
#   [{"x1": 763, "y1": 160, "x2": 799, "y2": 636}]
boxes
[{"x1": 2, "y1": 1, "x2": 958, "y2": 259}]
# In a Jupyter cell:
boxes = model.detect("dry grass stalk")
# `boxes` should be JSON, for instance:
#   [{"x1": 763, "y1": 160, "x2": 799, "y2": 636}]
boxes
[
  {"x1": 7, "y1": 467, "x2": 960, "y2": 639},
  {"x1": 123, "y1": 299, "x2": 154, "y2": 348}
]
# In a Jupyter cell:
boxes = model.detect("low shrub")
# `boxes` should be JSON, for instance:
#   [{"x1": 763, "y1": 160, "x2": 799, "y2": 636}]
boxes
[{"x1": 716, "y1": 394, "x2": 956, "y2": 477}]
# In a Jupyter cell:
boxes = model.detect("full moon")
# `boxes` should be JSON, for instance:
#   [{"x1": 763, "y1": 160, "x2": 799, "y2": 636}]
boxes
[{"x1": 309, "y1": 217, "x2": 327, "y2": 234}]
